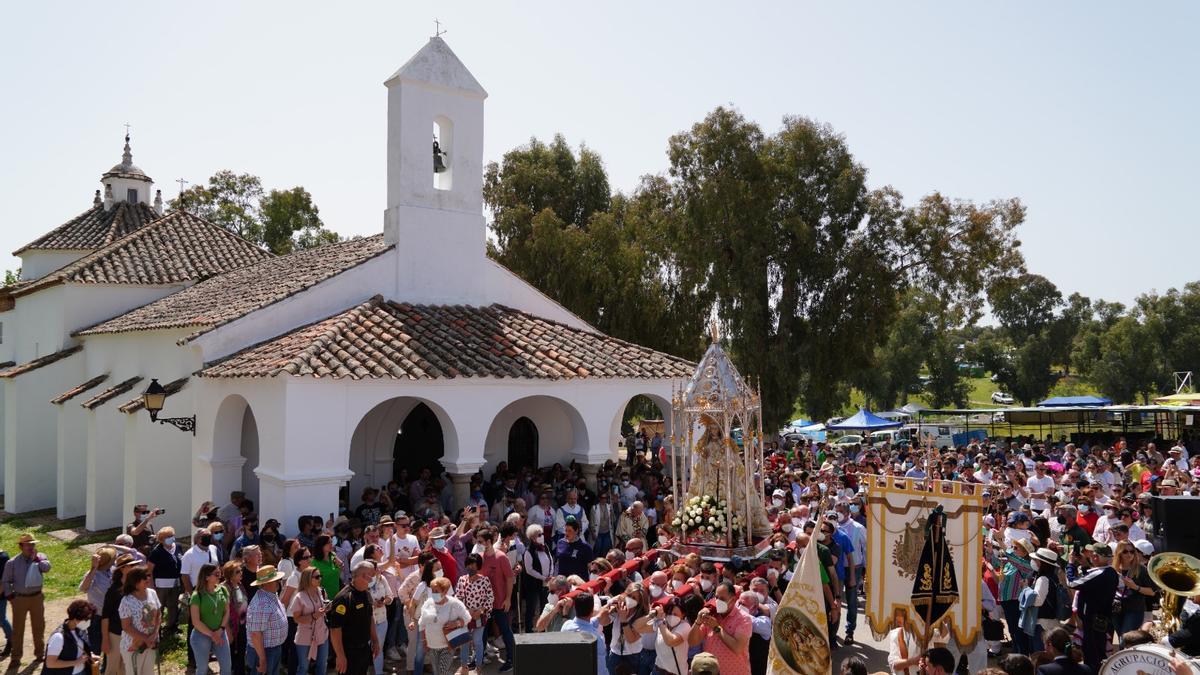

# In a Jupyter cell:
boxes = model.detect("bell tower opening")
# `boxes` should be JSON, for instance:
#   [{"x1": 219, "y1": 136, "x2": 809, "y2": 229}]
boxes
[{"x1": 433, "y1": 117, "x2": 453, "y2": 191}]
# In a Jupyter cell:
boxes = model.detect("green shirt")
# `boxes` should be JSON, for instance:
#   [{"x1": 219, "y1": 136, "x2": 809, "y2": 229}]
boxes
[
  {"x1": 816, "y1": 543, "x2": 834, "y2": 585},
  {"x1": 312, "y1": 557, "x2": 342, "y2": 600},
  {"x1": 190, "y1": 586, "x2": 229, "y2": 631}
]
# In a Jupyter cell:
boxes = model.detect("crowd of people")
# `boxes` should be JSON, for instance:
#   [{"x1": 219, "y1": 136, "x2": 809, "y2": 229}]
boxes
[{"x1": 0, "y1": 428, "x2": 1196, "y2": 675}]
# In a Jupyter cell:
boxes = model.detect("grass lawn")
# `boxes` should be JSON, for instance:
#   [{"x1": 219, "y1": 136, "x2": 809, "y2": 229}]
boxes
[
  {"x1": 0, "y1": 508, "x2": 189, "y2": 671},
  {"x1": 0, "y1": 509, "x2": 119, "y2": 600}
]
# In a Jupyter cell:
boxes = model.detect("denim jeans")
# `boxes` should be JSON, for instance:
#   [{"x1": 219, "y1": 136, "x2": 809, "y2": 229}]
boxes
[
  {"x1": 0, "y1": 595, "x2": 11, "y2": 643},
  {"x1": 372, "y1": 623, "x2": 387, "y2": 674},
  {"x1": 246, "y1": 643, "x2": 282, "y2": 675},
  {"x1": 458, "y1": 626, "x2": 486, "y2": 670},
  {"x1": 490, "y1": 608, "x2": 516, "y2": 667},
  {"x1": 386, "y1": 602, "x2": 404, "y2": 649},
  {"x1": 295, "y1": 641, "x2": 328, "y2": 675},
  {"x1": 1115, "y1": 610, "x2": 1144, "y2": 646},
  {"x1": 843, "y1": 577, "x2": 858, "y2": 636},
  {"x1": 1000, "y1": 600, "x2": 1029, "y2": 655},
  {"x1": 190, "y1": 630, "x2": 233, "y2": 675},
  {"x1": 594, "y1": 533, "x2": 613, "y2": 558}
]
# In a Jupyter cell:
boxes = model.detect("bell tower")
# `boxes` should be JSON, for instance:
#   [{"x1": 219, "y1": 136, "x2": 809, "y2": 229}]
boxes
[{"x1": 383, "y1": 37, "x2": 489, "y2": 303}]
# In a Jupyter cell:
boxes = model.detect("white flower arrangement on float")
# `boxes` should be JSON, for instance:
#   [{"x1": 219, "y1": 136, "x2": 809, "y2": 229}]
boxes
[{"x1": 672, "y1": 495, "x2": 741, "y2": 543}]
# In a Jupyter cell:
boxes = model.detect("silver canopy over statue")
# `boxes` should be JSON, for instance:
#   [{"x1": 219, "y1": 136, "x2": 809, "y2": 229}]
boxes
[{"x1": 668, "y1": 329, "x2": 772, "y2": 559}]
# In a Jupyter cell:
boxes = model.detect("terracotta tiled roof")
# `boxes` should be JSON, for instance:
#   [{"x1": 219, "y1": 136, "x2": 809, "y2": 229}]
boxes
[
  {"x1": 118, "y1": 377, "x2": 188, "y2": 414},
  {"x1": 51, "y1": 374, "x2": 110, "y2": 405},
  {"x1": 199, "y1": 295, "x2": 695, "y2": 381},
  {"x1": 77, "y1": 235, "x2": 391, "y2": 338},
  {"x1": 0, "y1": 345, "x2": 83, "y2": 379},
  {"x1": 15, "y1": 210, "x2": 273, "y2": 298},
  {"x1": 81, "y1": 376, "x2": 143, "y2": 410},
  {"x1": 13, "y1": 202, "x2": 160, "y2": 255}
]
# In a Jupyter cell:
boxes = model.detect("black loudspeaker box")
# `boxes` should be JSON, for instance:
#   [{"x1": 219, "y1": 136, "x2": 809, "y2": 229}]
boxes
[
  {"x1": 513, "y1": 630, "x2": 598, "y2": 675},
  {"x1": 1151, "y1": 496, "x2": 1200, "y2": 558}
]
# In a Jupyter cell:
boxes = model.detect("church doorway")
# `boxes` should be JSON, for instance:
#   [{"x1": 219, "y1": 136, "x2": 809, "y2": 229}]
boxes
[
  {"x1": 347, "y1": 397, "x2": 455, "y2": 510},
  {"x1": 507, "y1": 417, "x2": 538, "y2": 473},
  {"x1": 210, "y1": 394, "x2": 261, "y2": 508},
  {"x1": 393, "y1": 403, "x2": 445, "y2": 480}
]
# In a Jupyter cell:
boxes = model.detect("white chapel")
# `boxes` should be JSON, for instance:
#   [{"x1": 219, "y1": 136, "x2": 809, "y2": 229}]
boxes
[{"x1": 0, "y1": 37, "x2": 691, "y2": 535}]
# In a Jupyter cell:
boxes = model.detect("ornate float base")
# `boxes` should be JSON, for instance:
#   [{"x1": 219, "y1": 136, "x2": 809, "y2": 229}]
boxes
[{"x1": 670, "y1": 537, "x2": 771, "y2": 562}]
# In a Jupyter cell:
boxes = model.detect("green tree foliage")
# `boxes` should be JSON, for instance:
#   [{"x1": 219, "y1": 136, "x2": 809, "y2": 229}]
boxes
[
  {"x1": 485, "y1": 135, "x2": 707, "y2": 360},
  {"x1": 487, "y1": 112, "x2": 1024, "y2": 428},
  {"x1": 169, "y1": 172, "x2": 339, "y2": 255},
  {"x1": 3, "y1": 269, "x2": 20, "y2": 286},
  {"x1": 983, "y1": 273, "x2": 1065, "y2": 405},
  {"x1": 261, "y1": 187, "x2": 337, "y2": 254},
  {"x1": 853, "y1": 289, "x2": 936, "y2": 410},
  {"x1": 1079, "y1": 316, "x2": 1168, "y2": 403}
]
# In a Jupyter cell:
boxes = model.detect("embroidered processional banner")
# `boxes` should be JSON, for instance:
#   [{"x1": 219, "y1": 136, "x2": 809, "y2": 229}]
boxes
[
  {"x1": 864, "y1": 476, "x2": 983, "y2": 649},
  {"x1": 767, "y1": 534, "x2": 831, "y2": 675}
]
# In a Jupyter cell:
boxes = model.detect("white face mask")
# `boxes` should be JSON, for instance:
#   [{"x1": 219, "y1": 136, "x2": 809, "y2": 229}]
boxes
[
  {"x1": 76, "y1": 620, "x2": 90, "y2": 631},
  {"x1": 772, "y1": 498, "x2": 784, "y2": 508},
  {"x1": 817, "y1": 532, "x2": 827, "y2": 542},
  {"x1": 773, "y1": 542, "x2": 785, "y2": 550},
  {"x1": 431, "y1": 592, "x2": 444, "y2": 602},
  {"x1": 1079, "y1": 505, "x2": 1090, "y2": 513},
  {"x1": 624, "y1": 595, "x2": 638, "y2": 610},
  {"x1": 1032, "y1": 560, "x2": 1041, "y2": 571},
  {"x1": 667, "y1": 615, "x2": 682, "y2": 628},
  {"x1": 699, "y1": 578, "x2": 714, "y2": 592},
  {"x1": 781, "y1": 523, "x2": 793, "y2": 533},
  {"x1": 625, "y1": 551, "x2": 635, "y2": 561},
  {"x1": 433, "y1": 569, "x2": 444, "y2": 580},
  {"x1": 713, "y1": 599, "x2": 729, "y2": 614},
  {"x1": 649, "y1": 584, "x2": 664, "y2": 598},
  {"x1": 546, "y1": 593, "x2": 558, "y2": 605},
  {"x1": 671, "y1": 580, "x2": 684, "y2": 592},
  {"x1": 792, "y1": 518, "x2": 803, "y2": 528},
  {"x1": 589, "y1": 574, "x2": 599, "y2": 582}
]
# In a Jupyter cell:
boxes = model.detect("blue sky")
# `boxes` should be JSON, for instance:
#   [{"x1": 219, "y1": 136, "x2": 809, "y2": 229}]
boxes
[{"x1": 1, "y1": 2, "x2": 1196, "y2": 308}]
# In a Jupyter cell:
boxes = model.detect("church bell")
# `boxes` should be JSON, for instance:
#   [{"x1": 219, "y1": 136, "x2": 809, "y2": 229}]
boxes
[{"x1": 433, "y1": 140, "x2": 447, "y2": 173}]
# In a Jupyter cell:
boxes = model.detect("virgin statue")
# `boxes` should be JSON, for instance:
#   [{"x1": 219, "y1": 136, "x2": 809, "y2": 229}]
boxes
[{"x1": 687, "y1": 416, "x2": 772, "y2": 538}]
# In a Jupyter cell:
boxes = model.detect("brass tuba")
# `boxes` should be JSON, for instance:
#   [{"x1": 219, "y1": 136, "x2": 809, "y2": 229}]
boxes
[{"x1": 1148, "y1": 552, "x2": 1200, "y2": 637}]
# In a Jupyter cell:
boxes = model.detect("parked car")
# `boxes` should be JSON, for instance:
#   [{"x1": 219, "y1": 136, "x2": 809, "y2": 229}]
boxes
[
  {"x1": 831, "y1": 434, "x2": 864, "y2": 447},
  {"x1": 991, "y1": 391, "x2": 1014, "y2": 405}
]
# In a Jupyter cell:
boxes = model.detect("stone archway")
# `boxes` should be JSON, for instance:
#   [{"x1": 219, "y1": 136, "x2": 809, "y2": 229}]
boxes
[{"x1": 611, "y1": 393, "x2": 672, "y2": 467}]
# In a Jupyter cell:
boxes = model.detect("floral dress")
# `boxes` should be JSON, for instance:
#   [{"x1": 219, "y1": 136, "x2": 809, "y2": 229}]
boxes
[{"x1": 453, "y1": 574, "x2": 494, "y2": 628}]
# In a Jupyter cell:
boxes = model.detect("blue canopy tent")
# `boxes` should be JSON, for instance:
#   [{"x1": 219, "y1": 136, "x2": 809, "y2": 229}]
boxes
[
  {"x1": 828, "y1": 408, "x2": 904, "y2": 432},
  {"x1": 1037, "y1": 395, "x2": 1112, "y2": 407}
]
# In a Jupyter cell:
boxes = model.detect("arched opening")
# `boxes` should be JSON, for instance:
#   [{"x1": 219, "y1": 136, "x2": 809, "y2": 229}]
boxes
[
  {"x1": 240, "y1": 407, "x2": 261, "y2": 506},
  {"x1": 211, "y1": 394, "x2": 261, "y2": 507},
  {"x1": 394, "y1": 403, "x2": 444, "y2": 479},
  {"x1": 616, "y1": 394, "x2": 672, "y2": 466},
  {"x1": 507, "y1": 417, "x2": 539, "y2": 473},
  {"x1": 484, "y1": 396, "x2": 588, "y2": 475},
  {"x1": 433, "y1": 117, "x2": 453, "y2": 191},
  {"x1": 347, "y1": 397, "x2": 457, "y2": 511}
]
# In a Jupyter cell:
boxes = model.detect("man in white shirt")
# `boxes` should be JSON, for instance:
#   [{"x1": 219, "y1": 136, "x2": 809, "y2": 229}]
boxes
[
  {"x1": 180, "y1": 528, "x2": 220, "y2": 594},
  {"x1": 350, "y1": 526, "x2": 382, "y2": 568},
  {"x1": 1025, "y1": 463, "x2": 1055, "y2": 512}
]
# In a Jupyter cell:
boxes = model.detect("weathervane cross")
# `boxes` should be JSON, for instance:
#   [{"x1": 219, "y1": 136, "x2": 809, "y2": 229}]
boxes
[
  {"x1": 434, "y1": 18, "x2": 446, "y2": 38},
  {"x1": 175, "y1": 178, "x2": 188, "y2": 197},
  {"x1": 123, "y1": 122, "x2": 131, "y2": 138}
]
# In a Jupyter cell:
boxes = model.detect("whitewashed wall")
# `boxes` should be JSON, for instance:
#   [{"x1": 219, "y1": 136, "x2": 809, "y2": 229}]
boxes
[
  {"x1": 19, "y1": 251, "x2": 87, "y2": 282},
  {"x1": 4, "y1": 352, "x2": 83, "y2": 512}
]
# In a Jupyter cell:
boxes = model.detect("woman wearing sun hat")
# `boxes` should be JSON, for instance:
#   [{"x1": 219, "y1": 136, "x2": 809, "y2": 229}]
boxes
[
  {"x1": 245, "y1": 566, "x2": 288, "y2": 675},
  {"x1": 1026, "y1": 547, "x2": 1061, "y2": 652}
]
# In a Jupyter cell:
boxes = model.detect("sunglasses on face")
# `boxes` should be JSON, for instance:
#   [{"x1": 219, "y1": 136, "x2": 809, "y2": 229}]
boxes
[{"x1": 313, "y1": 574, "x2": 322, "y2": 579}]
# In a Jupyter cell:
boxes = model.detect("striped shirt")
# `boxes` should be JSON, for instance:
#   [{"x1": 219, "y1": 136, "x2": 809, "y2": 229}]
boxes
[{"x1": 993, "y1": 551, "x2": 1035, "y2": 603}]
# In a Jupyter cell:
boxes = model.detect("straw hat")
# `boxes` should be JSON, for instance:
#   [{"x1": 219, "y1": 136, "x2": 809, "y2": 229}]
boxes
[
  {"x1": 691, "y1": 652, "x2": 720, "y2": 675},
  {"x1": 250, "y1": 565, "x2": 287, "y2": 587},
  {"x1": 16, "y1": 534, "x2": 38, "y2": 546},
  {"x1": 1031, "y1": 548, "x2": 1059, "y2": 567}
]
